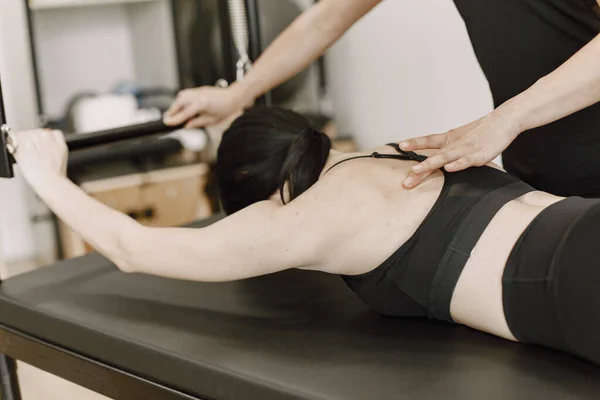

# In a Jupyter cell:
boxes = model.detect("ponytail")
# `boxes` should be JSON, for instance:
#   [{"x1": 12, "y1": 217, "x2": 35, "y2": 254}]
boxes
[{"x1": 278, "y1": 127, "x2": 331, "y2": 203}]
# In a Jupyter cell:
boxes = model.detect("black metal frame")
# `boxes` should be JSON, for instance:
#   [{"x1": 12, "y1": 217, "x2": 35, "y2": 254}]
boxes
[
  {"x1": 0, "y1": 117, "x2": 185, "y2": 179},
  {"x1": 22, "y1": 0, "x2": 45, "y2": 126},
  {"x1": 0, "y1": 325, "x2": 205, "y2": 400},
  {"x1": 0, "y1": 75, "x2": 13, "y2": 179},
  {"x1": 0, "y1": 354, "x2": 20, "y2": 400},
  {"x1": 170, "y1": 0, "x2": 237, "y2": 89},
  {"x1": 169, "y1": 0, "x2": 188, "y2": 91},
  {"x1": 219, "y1": 1, "x2": 239, "y2": 85},
  {"x1": 64, "y1": 120, "x2": 184, "y2": 150}
]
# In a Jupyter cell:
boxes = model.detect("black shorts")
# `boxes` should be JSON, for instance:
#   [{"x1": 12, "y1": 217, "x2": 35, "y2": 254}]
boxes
[{"x1": 503, "y1": 196, "x2": 600, "y2": 364}]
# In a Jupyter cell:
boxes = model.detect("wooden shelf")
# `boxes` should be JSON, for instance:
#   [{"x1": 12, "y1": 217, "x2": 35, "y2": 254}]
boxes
[{"x1": 29, "y1": 0, "x2": 161, "y2": 11}]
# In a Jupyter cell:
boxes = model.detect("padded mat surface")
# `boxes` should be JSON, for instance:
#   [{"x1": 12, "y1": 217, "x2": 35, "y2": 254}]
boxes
[{"x1": 1, "y1": 219, "x2": 600, "y2": 399}]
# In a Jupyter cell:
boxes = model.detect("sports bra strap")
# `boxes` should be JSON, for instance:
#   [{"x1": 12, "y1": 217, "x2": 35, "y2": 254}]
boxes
[
  {"x1": 385, "y1": 143, "x2": 428, "y2": 163},
  {"x1": 324, "y1": 143, "x2": 427, "y2": 175}
]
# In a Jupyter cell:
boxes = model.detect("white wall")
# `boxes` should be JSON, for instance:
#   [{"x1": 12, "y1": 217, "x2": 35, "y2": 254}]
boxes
[
  {"x1": 0, "y1": 0, "x2": 42, "y2": 264},
  {"x1": 326, "y1": 0, "x2": 494, "y2": 150}
]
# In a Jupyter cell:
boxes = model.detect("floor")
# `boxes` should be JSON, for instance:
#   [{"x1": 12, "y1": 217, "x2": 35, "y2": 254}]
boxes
[
  {"x1": 2, "y1": 260, "x2": 109, "y2": 400},
  {"x1": 18, "y1": 363, "x2": 109, "y2": 400}
]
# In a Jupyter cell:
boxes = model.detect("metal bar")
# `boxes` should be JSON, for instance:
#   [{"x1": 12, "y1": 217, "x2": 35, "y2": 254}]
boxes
[
  {"x1": 67, "y1": 137, "x2": 182, "y2": 170},
  {"x1": 244, "y1": 0, "x2": 271, "y2": 106},
  {"x1": 65, "y1": 120, "x2": 183, "y2": 151},
  {"x1": 245, "y1": 0, "x2": 261, "y2": 70},
  {"x1": 0, "y1": 326, "x2": 204, "y2": 400},
  {"x1": 0, "y1": 354, "x2": 21, "y2": 400},
  {"x1": 218, "y1": 1, "x2": 238, "y2": 84},
  {"x1": 2, "y1": 118, "x2": 184, "y2": 179},
  {"x1": 0, "y1": 76, "x2": 7, "y2": 127},
  {"x1": 22, "y1": 0, "x2": 45, "y2": 125},
  {"x1": 0, "y1": 74, "x2": 14, "y2": 178}
]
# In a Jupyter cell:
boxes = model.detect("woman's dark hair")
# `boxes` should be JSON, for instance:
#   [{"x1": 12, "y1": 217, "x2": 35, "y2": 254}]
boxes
[{"x1": 216, "y1": 106, "x2": 332, "y2": 215}]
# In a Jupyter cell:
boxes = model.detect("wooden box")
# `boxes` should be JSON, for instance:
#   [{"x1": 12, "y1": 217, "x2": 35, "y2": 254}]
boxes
[{"x1": 60, "y1": 163, "x2": 212, "y2": 259}]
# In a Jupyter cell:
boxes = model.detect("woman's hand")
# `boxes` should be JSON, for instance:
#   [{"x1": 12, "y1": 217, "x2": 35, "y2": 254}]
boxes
[
  {"x1": 11, "y1": 129, "x2": 68, "y2": 187},
  {"x1": 399, "y1": 106, "x2": 523, "y2": 188},
  {"x1": 163, "y1": 85, "x2": 250, "y2": 129}
]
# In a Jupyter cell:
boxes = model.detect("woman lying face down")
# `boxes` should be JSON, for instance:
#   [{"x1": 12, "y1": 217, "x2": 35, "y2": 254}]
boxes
[{"x1": 11, "y1": 106, "x2": 600, "y2": 367}]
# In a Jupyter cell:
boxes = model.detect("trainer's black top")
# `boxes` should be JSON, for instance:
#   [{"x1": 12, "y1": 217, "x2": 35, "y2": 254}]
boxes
[
  {"x1": 332, "y1": 144, "x2": 535, "y2": 322},
  {"x1": 453, "y1": 0, "x2": 600, "y2": 197}
]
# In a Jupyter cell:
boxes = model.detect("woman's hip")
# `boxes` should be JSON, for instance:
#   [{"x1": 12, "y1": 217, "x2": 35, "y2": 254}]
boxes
[{"x1": 503, "y1": 196, "x2": 600, "y2": 364}]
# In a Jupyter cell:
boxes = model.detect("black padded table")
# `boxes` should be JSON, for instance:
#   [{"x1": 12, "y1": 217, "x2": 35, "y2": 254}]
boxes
[{"x1": 2, "y1": 218, "x2": 600, "y2": 400}]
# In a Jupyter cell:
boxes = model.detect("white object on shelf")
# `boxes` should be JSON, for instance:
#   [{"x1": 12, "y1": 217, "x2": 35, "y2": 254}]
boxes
[
  {"x1": 71, "y1": 93, "x2": 137, "y2": 133},
  {"x1": 164, "y1": 129, "x2": 208, "y2": 153},
  {"x1": 71, "y1": 93, "x2": 165, "y2": 133},
  {"x1": 29, "y1": 0, "x2": 161, "y2": 11}
]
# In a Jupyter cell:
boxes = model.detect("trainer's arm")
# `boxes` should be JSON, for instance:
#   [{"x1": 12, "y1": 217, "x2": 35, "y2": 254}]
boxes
[
  {"x1": 507, "y1": 33, "x2": 600, "y2": 133},
  {"x1": 234, "y1": 0, "x2": 383, "y2": 104},
  {"x1": 164, "y1": 0, "x2": 382, "y2": 128},
  {"x1": 401, "y1": 33, "x2": 600, "y2": 187}
]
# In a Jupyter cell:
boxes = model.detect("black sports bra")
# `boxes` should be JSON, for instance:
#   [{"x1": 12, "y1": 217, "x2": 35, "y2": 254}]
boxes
[{"x1": 335, "y1": 144, "x2": 535, "y2": 322}]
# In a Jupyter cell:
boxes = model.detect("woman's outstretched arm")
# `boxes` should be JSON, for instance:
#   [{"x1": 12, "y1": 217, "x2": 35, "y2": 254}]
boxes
[{"x1": 13, "y1": 130, "x2": 320, "y2": 281}]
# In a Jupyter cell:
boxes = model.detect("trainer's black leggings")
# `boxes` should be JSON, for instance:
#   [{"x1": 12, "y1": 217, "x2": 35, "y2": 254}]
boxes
[{"x1": 503, "y1": 197, "x2": 600, "y2": 364}]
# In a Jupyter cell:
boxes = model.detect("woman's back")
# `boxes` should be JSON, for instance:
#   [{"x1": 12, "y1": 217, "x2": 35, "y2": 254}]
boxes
[
  {"x1": 214, "y1": 107, "x2": 564, "y2": 340},
  {"x1": 302, "y1": 143, "x2": 564, "y2": 339},
  {"x1": 306, "y1": 144, "x2": 446, "y2": 276}
]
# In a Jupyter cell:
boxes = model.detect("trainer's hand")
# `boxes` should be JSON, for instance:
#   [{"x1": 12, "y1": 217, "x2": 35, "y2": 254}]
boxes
[
  {"x1": 11, "y1": 129, "x2": 68, "y2": 187},
  {"x1": 399, "y1": 108, "x2": 521, "y2": 188},
  {"x1": 164, "y1": 85, "x2": 249, "y2": 129}
]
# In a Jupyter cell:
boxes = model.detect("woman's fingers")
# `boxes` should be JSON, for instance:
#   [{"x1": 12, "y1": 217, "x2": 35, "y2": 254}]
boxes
[
  {"x1": 402, "y1": 170, "x2": 433, "y2": 189},
  {"x1": 164, "y1": 103, "x2": 199, "y2": 126},
  {"x1": 51, "y1": 130, "x2": 68, "y2": 152},
  {"x1": 185, "y1": 115, "x2": 215, "y2": 129},
  {"x1": 163, "y1": 103, "x2": 183, "y2": 121},
  {"x1": 164, "y1": 90, "x2": 199, "y2": 125},
  {"x1": 164, "y1": 92, "x2": 187, "y2": 118},
  {"x1": 31, "y1": 131, "x2": 46, "y2": 156},
  {"x1": 400, "y1": 132, "x2": 448, "y2": 151}
]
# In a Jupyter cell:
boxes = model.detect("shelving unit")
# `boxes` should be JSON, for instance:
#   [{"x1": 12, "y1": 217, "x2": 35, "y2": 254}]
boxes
[
  {"x1": 29, "y1": 0, "x2": 160, "y2": 11},
  {"x1": 25, "y1": 0, "x2": 179, "y2": 120}
]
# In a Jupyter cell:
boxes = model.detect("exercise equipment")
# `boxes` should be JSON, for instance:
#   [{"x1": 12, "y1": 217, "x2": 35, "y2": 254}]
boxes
[
  {"x1": 2, "y1": 215, "x2": 600, "y2": 400},
  {"x1": 0, "y1": 78, "x2": 13, "y2": 179},
  {"x1": 0, "y1": 105, "x2": 184, "y2": 179},
  {"x1": 0, "y1": 60, "x2": 187, "y2": 179},
  {"x1": 66, "y1": 136, "x2": 184, "y2": 170}
]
